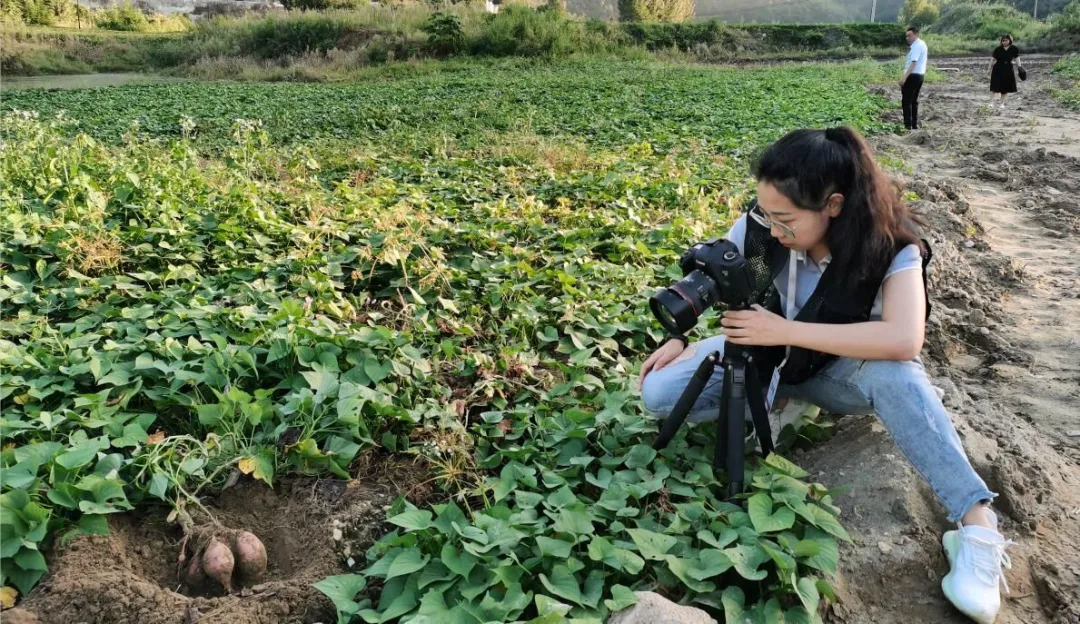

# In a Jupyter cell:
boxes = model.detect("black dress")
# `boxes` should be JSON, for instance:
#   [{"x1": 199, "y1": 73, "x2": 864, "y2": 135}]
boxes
[{"x1": 990, "y1": 45, "x2": 1020, "y2": 94}]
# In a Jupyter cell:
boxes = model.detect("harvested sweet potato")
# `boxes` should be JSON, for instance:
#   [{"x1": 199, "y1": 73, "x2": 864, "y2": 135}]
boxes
[
  {"x1": 232, "y1": 531, "x2": 268, "y2": 582},
  {"x1": 201, "y1": 537, "x2": 235, "y2": 593},
  {"x1": 183, "y1": 550, "x2": 206, "y2": 587}
]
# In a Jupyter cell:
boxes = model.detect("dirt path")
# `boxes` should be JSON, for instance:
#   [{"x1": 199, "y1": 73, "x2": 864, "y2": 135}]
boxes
[
  {"x1": 803, "y1": 55, "x2": 1080, "y2": 624},
  {"x1": 915, "y1": 55, "x2": 1080, "y2": 449}
]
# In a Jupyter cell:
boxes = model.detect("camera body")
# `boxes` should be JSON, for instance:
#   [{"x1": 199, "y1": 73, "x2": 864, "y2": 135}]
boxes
[{"x1": 649, "y1": 238, "x2": 756, "y2": 335}]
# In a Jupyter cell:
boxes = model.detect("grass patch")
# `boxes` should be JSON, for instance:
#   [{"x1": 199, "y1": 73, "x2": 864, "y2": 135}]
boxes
[
  {"x1": 1051, "y1": 54, "x2": 1080, "y2": 109},
  {"x1": 0, "y1": 26, "x2": 185, "y2": 75},
  {"x1": 1053, "y1": 53, "x2": 1080, "y2": 79},
  {"x1": 927, "y1": 1, "x2": 1047, "y2": 40}
]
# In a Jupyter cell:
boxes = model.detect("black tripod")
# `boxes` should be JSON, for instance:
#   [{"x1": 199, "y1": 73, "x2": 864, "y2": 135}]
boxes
[{"x1": 652, "y1": 341, "x2": 774, "y2": 498}]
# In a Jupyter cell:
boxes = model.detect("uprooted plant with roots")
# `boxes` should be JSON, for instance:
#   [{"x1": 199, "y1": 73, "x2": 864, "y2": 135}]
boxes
[{"x1": 172, "y1": 503, "x2": 268, "y2": 594}]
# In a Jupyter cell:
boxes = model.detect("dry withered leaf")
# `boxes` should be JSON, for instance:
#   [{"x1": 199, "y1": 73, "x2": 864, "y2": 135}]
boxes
[
  {"x1": 0, "y1": 586, "x2": 18, "y2": 609},
  {"x1": 237, "y1": 457, "x2": 256, "y2": 475}
]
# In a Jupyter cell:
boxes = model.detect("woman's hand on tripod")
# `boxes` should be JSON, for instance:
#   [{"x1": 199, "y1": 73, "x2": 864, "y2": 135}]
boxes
[
  {"x1": 639, "y1": 340, "x2": 686, "y2": 386},
  {"x1": 721, "y1": 305, "x2": 792, "y2": 346}
]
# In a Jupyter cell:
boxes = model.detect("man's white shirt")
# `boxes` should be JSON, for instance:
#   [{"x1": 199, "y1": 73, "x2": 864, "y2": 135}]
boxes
[{"x1": 906, "y1": 38, "x2": 928, "y2": 75}]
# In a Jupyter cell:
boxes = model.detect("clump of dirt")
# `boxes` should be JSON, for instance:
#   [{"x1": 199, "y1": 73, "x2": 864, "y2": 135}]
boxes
[
  {"x1": 1, "y1": 608, "x2": 40, "y2": 624},
  {"x1": 19, "y1": 479, "x2": 399, "y2": 624},
  {"x1": 1021, "y1": 191, "x2": 1080, "y2": 237}
]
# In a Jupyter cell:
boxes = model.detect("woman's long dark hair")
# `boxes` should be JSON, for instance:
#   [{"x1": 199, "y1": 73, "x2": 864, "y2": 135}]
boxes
[{"x1": 751, "y1": 126, "x2": 924, "y2": 284}]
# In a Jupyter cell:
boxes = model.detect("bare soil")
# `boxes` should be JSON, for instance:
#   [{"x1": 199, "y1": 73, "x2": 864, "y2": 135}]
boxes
[
  {"x1": 803, "y1": 55, "x2": 1080, "y2": 624},
  {"x1": 17, "y1": 470, "x2": 414, "y2": 624}
]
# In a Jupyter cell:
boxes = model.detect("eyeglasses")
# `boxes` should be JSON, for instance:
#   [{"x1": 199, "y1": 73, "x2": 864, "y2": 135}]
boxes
[{"x1": 749, "y1": 203, "x2": 796, "y2": 239}]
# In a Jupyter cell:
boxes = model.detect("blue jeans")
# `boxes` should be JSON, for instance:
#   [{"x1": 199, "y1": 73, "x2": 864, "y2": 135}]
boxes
[{"x1": 640, "y1": 335, "x2": 996, "y2": 523}]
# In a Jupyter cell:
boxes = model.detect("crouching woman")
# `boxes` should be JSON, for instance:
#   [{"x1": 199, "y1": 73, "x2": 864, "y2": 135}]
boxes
[{"x1": 639, "y1": 127, "x2": 1012, "y2": 624}]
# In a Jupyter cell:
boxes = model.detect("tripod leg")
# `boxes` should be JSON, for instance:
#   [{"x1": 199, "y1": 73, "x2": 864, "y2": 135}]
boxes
[
  {"x1": 654, "y1": 352, "x2": 720, "y2": 451},
  {"x1": 744, "y1": 360, "x2": 774, "y2": 457},
  {"x1": 713, "y1": 360, "x2": 748, "y2": 498},
  {"x1": 725, "y1": 362, "x2": 747, "y2": 498},
  {"x1": 714, "y1": 364, "x2": 732, "y2": 473}
]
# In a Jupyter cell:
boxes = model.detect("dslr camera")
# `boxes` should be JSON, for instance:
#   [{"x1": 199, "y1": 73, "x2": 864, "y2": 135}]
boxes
[{"x1": 649, "y1": 239, "x2": 755, "y2": 335}]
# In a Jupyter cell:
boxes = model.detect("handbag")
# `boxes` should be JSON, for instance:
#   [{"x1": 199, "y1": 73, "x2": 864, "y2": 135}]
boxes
[{"x1": 1018, "y1": 66, "x2": 1027, "y2": 81}]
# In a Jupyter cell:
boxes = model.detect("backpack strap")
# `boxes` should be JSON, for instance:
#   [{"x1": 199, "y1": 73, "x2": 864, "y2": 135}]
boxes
[{"x1": 920, "y1": 238, "x2": 933, "y2": 319}]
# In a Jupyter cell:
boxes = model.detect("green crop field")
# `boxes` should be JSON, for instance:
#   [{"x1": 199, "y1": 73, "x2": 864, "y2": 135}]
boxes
[
  {"x1": 1052, "y1": 54, "x2": 1080, "y2": 109},
  {"x1": 1, "y1": 59, "x2": 894, "y2": 622}
]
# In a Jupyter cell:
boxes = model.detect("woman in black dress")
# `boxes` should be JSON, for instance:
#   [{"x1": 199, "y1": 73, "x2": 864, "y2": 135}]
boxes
[{"x1": 989, "y1": 34, "x2": 1022, "y2": 109}]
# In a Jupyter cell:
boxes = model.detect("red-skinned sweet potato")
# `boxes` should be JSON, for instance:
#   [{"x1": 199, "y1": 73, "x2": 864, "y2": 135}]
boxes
[
  {"x1": 202, "y1": 538, "x2": 234, "y2": 593},
  {"x1": 233, "y1": 531, "x2": 268, "y2": 583}
]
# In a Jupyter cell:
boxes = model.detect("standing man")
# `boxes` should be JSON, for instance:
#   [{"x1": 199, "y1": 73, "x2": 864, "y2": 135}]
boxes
[{"x1": 900, "y1": 26, "x2": 928, "y2": 131}]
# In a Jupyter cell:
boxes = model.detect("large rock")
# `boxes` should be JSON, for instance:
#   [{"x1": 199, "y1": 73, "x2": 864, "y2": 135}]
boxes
[{"x1": 608, "y1": 591, "x2": 716, "y2": 624}]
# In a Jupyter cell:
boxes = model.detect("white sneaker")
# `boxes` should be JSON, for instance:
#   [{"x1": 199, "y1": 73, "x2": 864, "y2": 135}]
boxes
[{"x1": 941, "y1": 522, "x2": 1015, "y2": 624}]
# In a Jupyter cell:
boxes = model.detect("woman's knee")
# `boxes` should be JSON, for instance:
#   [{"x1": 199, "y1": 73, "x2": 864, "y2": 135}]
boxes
[
  {"x1": 640, "y1": 335, "x2": 727, "y2": 415},
  {"x1": 641, "y1": 371, "x2": 676, "y2": 416}
]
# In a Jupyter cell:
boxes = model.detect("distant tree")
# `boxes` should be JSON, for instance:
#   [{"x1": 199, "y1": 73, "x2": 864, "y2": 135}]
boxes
[
  {"x1": 618, "y1": 0, "x2": 694, "y2": 22},
  {"x1": 422, "y1": 11, "x2": 464, "y2": 54},
  {"x1": 1, "y1": 0, "x2": 78, "y2": 26},
  {"x1": 95, "y1": 2, "x2": 150, "y2": 31},
  {"x1": 1050, "y1": 0, "x2": 1080, "y2": 31},
  {"x1": 899, "y1": 0, "x2": 941, "y2": 29},
  {"x1": 1009, "y1": 0, "x2": 1071, "y2": 18}
]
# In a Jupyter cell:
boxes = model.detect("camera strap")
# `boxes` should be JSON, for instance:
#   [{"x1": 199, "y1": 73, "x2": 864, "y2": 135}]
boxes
[
  {"x1": 784, "y1": 250, "x2": 798, "y2": 322},
  {"x1": 765, "y1": 250, "x2": 798, "y2": 413}
]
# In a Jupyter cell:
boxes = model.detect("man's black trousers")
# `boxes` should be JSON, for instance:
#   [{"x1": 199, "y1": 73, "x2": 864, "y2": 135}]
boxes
[{"x1": 902, "y1": 74, "x2": 925, "y2": 130}]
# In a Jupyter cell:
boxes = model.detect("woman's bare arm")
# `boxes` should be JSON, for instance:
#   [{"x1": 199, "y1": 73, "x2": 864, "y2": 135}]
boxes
[{"x1": 784, "y1": 269, "x2": 926, "y2": 361}]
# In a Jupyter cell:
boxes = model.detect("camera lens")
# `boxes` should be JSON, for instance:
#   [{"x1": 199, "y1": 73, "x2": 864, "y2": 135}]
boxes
[
  {"x1": 649, "y1": 271, "x2": 717, "y2": 334},
  {"x1": 650, "y1": 289, "x2": 691, "y2": 334}
]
